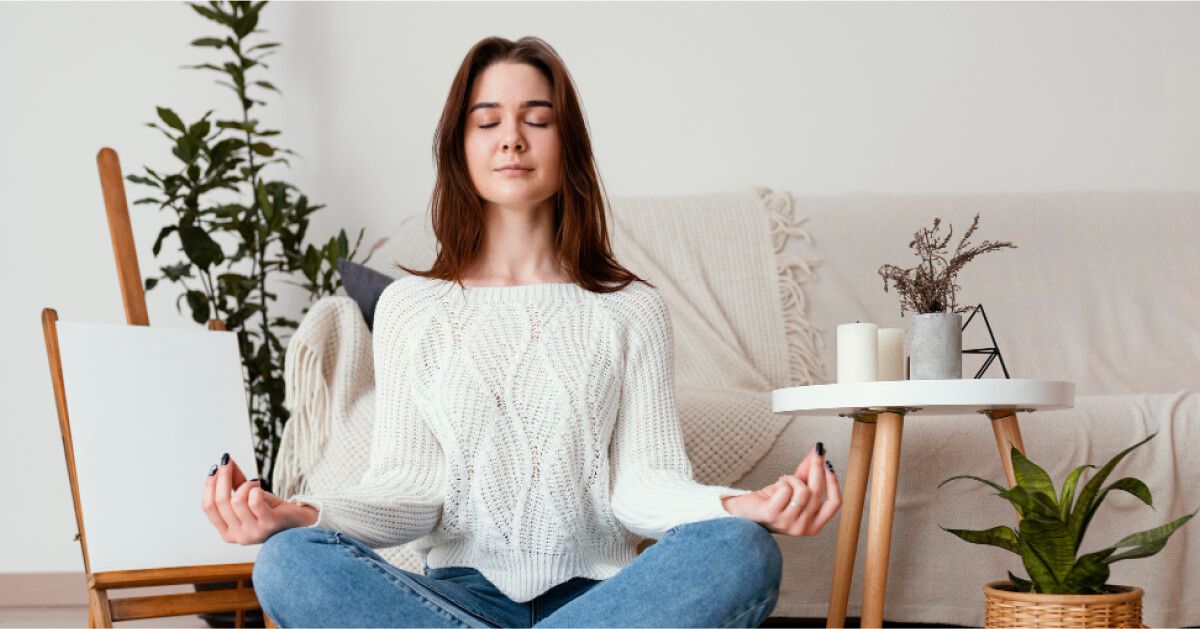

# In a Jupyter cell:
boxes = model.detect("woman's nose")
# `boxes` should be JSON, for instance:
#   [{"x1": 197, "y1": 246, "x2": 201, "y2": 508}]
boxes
[{"x1": 502, "y1": 125, "x2": 525, "y2": 151}]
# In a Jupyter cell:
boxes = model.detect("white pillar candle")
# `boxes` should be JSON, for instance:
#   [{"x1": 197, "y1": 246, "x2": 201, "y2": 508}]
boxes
[
  {"x1": 837, "y1": 322, "x2": 879, "y2": 383},
  {"x1": 877, "y1": 328, "x2": 906, "y2": 381}
]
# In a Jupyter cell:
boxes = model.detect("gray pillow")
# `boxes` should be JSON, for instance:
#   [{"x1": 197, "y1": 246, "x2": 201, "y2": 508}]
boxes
[{"x1": 337, "y1": 259, "x2": 397, "y2": 331}]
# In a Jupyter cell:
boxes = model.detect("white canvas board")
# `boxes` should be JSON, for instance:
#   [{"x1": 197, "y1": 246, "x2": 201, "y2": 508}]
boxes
[{"x1": 55, "y1": 320, "x2": 262, "y2": 572}]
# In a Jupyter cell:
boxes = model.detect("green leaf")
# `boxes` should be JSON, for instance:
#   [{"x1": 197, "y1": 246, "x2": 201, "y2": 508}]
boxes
[
  {"x1": 1110, "y1": 510, "x2": 1196, "y2": 552},
  {"x1": 1029, "y1": 491, "x2": 1062, "y2": 519},
  {"x1": 1019, "y1": 514, "x2": 1076, "y2": 584},
  {"x1": 1106, "y1": 537, "x2": 1169, "y2": 564},
  {"x1": 143, "y1": 121, "x2": 176, "y2": 141},
  {"x1": 251, "y1": 142, "x2": 275, "y2": 157},
  {"x1": 181, "y1": 62, "x2": 225, "y2": 74},
  {"x1": 1007, "y1": 571, "x2": 1033, "y2": 592},
  {"x1": 216, "y1": 119, "x2": 255, "y2": 132},
  {"x1": 189, "y1": 3, "x2": 230, "y2": 25},
  {"x1": 337, "y1": 230, "x2": 349, "y2": 261},
  {"x1": 1017, "y1": 534, "x2": 1061, "y2": 593},
  {"x1": 256, "y1": 180, "x2": 274, "y2": 220},
  {"x1": 190, "y1": 37, "x2": 225, "y2": 48},
  {"x1": 178, "y1": 224, "x2": 224, "y2": 270},
  {"x1": 1098, "y1": 477, "x2": 1154, "y2": 510},
  {"x1": 1063, "y1": 548, "x2": 1113, "y2": 594},
  {"x1": 999, "y1": 486, "x2": 1044, "y2": 519},
  {"x1": 188, "y1": 119, "x2": 211, "y2": 140},
  {"x1": 211, "y1": 203, "x2": 246, "y2": 219},
  {"x1": 126, "y1": 174, "x2": 159, "y2": 187},
  {"x1": 144, "y1": 277, "x2": 159, "y2": 291},
  {"x1": 254, "y1": 80, "x2": 281, "y2": 93},
  {"x1": 940, "y1": 525, "x2": 1019, "y2": 554},
  {"x1": 152, "y1": 225, "x2": 177, "y2": 256},
  {"x1": 302, "y1": 244, "x2": 319, "y2": 281},
  {"x1": 327, "y1": 235, "x2": 342, "y2": 262},
  {"x1": 160, "y1": 261, "x2": 193, "y2": 281},
  {"x1": 1011, "y1": 447, "x2": 1057, "y2": 501},
  {"x1": 1059, "y1": 464, "x2": 1096, "y2": 520},
  {"x1": 1069, "y1": 432, "x2": 1157, "y2": 548},
  {"x1": 175, "y1": 134, "x2": 200, "y2": 163},
  {"x1": 185, "y1": 289, "x2": 211, "y2": 324},
  {"x1": 938, "y1": 474, "x2": 1008, "y2": 494},
  {"x1": 207, "y1": 138, "x2": 240, "y2": 169},
  {"x1": 234, "y1": 8, "x2": 259, "y2": 38},
  {"x1": 156, "y1": 106, "x2": 186, "y2": 132}
]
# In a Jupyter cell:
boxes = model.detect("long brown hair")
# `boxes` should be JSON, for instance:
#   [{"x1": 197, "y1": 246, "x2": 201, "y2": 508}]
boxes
[{"x1": 396, "y1": 36, "x2": 648, "y2": 293}]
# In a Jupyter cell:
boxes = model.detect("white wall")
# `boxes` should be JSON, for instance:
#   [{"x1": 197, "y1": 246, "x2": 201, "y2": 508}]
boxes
[{"x1": 3, "y1": 1, "x2": 1198, "y2": 574}]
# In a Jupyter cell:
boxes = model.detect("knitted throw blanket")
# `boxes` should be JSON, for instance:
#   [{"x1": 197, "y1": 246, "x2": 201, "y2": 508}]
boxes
[
  {"x1": 606, "y1": 186, "x2": 824, "y2": 486},
  {"x1": 271, "y1": 186, "x2": 822, "y2": 570}
]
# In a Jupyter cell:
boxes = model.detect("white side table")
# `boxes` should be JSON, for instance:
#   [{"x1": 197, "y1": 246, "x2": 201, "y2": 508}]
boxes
[{"x1": 771, "y1": 379, "x2": 1075, "y2": 629}]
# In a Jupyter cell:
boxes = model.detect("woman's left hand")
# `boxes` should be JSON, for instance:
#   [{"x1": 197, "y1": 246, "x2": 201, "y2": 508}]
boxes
[{"x1": 721, "y1": 444, "x2": 842, "y2": 537}]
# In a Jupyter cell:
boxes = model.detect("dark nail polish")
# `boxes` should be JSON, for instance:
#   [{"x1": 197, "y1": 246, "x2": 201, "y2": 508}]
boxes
[
  {"x1": 250, "y1": 478, "x2": 260, "y2": 483},
  {"x1": 208, "y1": 464, "x2": 218, "y2": 477},
  {"x1": 816, "y1": 442, "x2": 825, "y2": 457},
  {"x1": 220, "y1": 452, "x2": 229, "y2": 466},
  {"x1": 826, "y1": 460, "x2": 835, "y2": 472}
]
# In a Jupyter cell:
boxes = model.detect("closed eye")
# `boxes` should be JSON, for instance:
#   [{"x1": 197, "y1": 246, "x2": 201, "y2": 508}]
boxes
[{"x1": 478, "y1": 122, "x2": 549, "y2": 129}]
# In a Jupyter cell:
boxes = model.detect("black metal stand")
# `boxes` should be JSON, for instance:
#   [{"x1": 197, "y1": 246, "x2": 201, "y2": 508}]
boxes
[{"x1": 961, "y1": 303, "x2": 1009, "y2": 379}]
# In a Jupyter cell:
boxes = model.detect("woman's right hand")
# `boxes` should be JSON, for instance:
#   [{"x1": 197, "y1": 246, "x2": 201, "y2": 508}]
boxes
[{"x1": 201, "y1": 453, "x2": 319, "y2": 545}]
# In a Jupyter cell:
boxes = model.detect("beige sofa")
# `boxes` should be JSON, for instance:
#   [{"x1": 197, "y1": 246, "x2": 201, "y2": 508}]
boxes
[{"x1": 348, "y1": 189, "x2": 1199, "y2": 627}]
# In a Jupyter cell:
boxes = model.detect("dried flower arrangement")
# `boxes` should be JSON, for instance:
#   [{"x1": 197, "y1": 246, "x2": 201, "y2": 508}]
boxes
[{"x1": 877, "y1": 212, "x2": 1017, "y2": 316}]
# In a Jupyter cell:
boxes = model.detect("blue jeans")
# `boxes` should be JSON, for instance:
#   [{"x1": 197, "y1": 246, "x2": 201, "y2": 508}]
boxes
[{"x1": 252, "y1": 516, "x2": 783, "y2": 627}]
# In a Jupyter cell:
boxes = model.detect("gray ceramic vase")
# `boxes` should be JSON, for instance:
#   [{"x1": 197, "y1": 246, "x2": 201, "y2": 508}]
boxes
[{"x1": 907, "y1": 312, "x2": 963, "y2": 379}]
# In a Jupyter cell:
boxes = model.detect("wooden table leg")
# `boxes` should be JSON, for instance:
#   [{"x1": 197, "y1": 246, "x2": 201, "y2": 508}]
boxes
[
  {"x1": 860, "y1": 411, "x2": 905, "y2": 629},
  {"x1": 827, "y1": 418, "x2": 877, "y2": 628},
  {"x1": 987, "y1": 410, "x2": 1027, "y2": 487}
]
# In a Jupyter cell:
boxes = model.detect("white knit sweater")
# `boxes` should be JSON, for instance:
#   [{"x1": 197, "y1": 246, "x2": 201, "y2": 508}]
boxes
[{"x1": 289, "y1": 274, "x2": 753, "y2": 603}]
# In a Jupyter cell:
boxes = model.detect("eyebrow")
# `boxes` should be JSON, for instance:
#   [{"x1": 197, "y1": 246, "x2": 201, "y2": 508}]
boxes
[{"x1": 467, "y1": 99, "x2": 553, "y2": 114}]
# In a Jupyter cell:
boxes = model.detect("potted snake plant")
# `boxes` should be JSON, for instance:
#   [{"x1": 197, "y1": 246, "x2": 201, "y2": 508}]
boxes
[{"x1": 939, "y1": 432, "x2": 1195, "y2": 628}]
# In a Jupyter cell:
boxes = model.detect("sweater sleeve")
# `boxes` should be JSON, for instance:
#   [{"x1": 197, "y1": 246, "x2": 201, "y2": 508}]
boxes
[
  {"x1": 288, "y1": 279, "x2": 445, "y2": 549},
  {"x1": 608, "y1": 286, "x2": 753, "y2": 540}
]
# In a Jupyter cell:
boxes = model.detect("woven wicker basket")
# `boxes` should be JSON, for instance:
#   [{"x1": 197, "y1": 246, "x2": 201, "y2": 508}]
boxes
[{"x1": 984, "y1": 581, "x2": 1146, "y2": 628}]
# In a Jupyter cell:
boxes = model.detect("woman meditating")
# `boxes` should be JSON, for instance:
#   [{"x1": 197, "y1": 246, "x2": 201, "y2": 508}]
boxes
[{"x1": 201, "y1": 35, "x2": 842, "y2": 628}]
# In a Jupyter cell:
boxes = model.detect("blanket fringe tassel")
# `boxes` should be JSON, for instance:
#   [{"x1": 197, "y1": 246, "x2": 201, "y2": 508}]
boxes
[
  {"x1": 274, "y1": 329, "x2": 334, "y2": 499},
  {"x1": 755, "y1": 186, "x2": 828, "y2": 386}
]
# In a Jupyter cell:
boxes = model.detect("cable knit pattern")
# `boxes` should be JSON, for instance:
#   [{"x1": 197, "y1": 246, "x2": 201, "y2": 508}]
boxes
[{"x1": 289, "y1": 274, "x2": 751, "y2": 603}]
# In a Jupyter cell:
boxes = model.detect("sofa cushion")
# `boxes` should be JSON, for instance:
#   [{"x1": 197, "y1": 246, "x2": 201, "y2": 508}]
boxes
[{"x1": 337, "y1": 258, "x2": 396, "y2": 331}]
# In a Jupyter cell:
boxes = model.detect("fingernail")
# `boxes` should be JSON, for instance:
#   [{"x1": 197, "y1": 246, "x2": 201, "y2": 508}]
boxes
[
  {"x1": 220, "y1": 452, "x2": 229, "y2": 466},
  {"x1": 816, "y1": 442, "x2": 825, "y2": 457},
  {"x1": 208, "y1": 464, "x2": 218, "y2": 477},
  {"x1": 826, "y1": 460, "x2": 835, "y2": 472},
  {"x1": 249, "y1": 477, "x2": 260, "y2": 483}
]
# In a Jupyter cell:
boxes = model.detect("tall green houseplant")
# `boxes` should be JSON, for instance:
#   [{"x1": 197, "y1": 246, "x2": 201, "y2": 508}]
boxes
[
  {"x1": 128, "y1": 0, "x2": 375, "y2": 488},
  {"x1": 939, "y1": 433, "x2": 1196, "y2": 594}
]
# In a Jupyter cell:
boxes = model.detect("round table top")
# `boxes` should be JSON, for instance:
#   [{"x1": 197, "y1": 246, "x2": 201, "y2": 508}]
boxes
[{"x1": 772, "y1": 378, "x2": 1075, "y2": 416}]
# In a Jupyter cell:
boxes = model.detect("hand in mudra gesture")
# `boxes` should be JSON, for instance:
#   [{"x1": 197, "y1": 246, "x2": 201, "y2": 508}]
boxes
[
  {"x1": 201, "y1": 453, "x2": 319, "y2": 545},
  {"x1": 722, "y1": 443, "x2": 842, "y2": 537}
]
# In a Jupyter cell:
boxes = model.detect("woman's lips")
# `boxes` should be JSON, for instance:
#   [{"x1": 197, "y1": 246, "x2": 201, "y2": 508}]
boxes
[{"x1": 496, "y1": 167, "x2": 533, "y2": 176}]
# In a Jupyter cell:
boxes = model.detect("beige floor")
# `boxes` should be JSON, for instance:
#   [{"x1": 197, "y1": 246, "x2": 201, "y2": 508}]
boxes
[{"x1": 0, "y1": 607, "x2": 210, "y2": 628}]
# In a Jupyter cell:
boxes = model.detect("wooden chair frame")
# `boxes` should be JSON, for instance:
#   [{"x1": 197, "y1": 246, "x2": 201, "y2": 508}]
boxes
[{"x1": 40, "y1": 147, "x2": 275, "y2": 627}]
